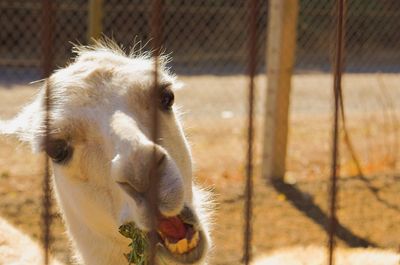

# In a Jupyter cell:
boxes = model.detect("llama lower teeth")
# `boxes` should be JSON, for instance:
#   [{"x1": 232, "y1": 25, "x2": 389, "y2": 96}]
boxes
[
  {"x1": 165, "y1": 239, "x2": 178, "y2": 253},
  {"x1": 164, "y1": 231, "x2": 200, "y2": 254},
  {"x1": 177, "y1": 238, "x2": 188, "y2": 254}
]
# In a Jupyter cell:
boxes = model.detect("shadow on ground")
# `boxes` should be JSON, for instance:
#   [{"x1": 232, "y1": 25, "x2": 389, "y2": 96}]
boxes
[{"x1": 271, "y1": 179, "x2": 376, "y2": 248}]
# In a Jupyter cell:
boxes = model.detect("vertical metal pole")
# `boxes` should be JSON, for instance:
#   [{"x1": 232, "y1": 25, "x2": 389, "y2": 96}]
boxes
[
  {"x1": 148, "y1": 0, "x2": 163, "y2": 264},
  {"x1": 243, "y1": 0, "x2": 258, "y2": 264},
  {"x1": 328, "y1": 0, "x2": 346, "y2": 264},
  {"x1": 42, "y1": 0, "x2": 54, "y2": 78},
  {"x1": 262, "y1": 0, "x2": 298, "y2": 182},
  {"x1": 42, "y1": 80, "x2": 53, "y2": 265},
  {"x1": 88, "y1": 0, "x2": 103, "y2": 42},
  {"x1": 41, "y1": 0, "x2": 54, "y2": 264}
]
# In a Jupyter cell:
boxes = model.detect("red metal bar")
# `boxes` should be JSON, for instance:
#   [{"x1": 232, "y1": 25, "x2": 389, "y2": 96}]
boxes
[
  {"x1": 41, "y1": 0, "x2": 54, "y2": 78},
  {"x1": 243, "y1": 0, "x2": 258, "y2": 264},
  {"x1": 148, "y1": 0, "x2": 163, "y2": 264},
  {"x1": 328, "y1": 0, "x2": 346, "y2": 264},
  {"x1": 41, "y1": 1, "x2": 55, "y2": 265},
  {"x1": 42, "y1": 80, "x2": 52, "y2": 265}
]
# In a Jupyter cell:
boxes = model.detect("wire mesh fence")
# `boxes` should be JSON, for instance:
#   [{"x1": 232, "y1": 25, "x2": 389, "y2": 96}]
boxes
[
  {"x1": 0, "y1": 0, "x2": 399, "y2": 265},
  {"x1": 1, "y1": 0, "x2": 400, "y2": 79}
]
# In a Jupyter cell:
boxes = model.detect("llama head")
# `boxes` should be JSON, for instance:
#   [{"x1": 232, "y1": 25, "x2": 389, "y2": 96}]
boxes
[{"x1": 0, "y1": 42, "x2": 210, "y2": 264}]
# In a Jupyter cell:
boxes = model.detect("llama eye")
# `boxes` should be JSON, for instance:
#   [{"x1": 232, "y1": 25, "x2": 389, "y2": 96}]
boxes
[
  {"x1": 45, "y1": 139, "x2": 73, "y2": 164},
  {"x1": 160, "y1": 89, "x2": 174, "y2": 111}
]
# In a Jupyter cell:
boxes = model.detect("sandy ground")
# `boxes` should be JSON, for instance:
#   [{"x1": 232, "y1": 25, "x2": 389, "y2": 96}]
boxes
[{"x1": 0, "y1": 73, "x2": 399, "y2": 264}]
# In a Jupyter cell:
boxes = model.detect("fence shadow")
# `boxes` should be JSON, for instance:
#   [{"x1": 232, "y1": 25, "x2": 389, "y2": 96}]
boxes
[
  {"x1": 355, "y1": 175, "x2": 400, "y2": 213},
  {"x1": 271, "y1": 179, "x2": 377, "y2": 248}
]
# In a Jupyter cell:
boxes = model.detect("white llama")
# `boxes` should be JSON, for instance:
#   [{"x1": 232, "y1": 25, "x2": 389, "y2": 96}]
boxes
[{"x1": 0, "y1": 41, "x2": 211, "y2": 265}]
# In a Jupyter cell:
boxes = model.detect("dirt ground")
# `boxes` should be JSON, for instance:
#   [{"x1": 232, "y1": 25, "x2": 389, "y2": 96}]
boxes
[{"x1": 0, "y1": 74, "x2": 399, "y2": 264}]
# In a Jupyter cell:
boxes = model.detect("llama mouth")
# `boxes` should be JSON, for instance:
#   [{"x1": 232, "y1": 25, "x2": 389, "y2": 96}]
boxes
[{"x1": 156, "y1": 207, "x2": 206, "y2": 263}]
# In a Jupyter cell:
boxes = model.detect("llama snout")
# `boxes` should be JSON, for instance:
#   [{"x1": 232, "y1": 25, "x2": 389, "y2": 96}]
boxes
[
  {"x1": 111, "y1": 145, "x2": 185, "y2": 220},
  {"x1": 156, "y1": 155, "x2": 185, "y2": 216}
]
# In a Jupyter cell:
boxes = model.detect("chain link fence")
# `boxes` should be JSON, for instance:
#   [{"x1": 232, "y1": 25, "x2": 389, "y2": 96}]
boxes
[
  {"x1": 0, "y1": 1, "x2": 399, "y2": 264},
  {"x1": 2, "y1": 0, "x2": 399, "y2": 78}
]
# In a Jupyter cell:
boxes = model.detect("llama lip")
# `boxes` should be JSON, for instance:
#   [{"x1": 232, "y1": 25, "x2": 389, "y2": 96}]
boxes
[
  {"x1": 156, "y1": 207, "x2": 206, "y2": 263},
  {"x1": 157, "y1": 230, "x2": 205, "y2": 264},
  {"x1": 158, "y1": 222, "x2": 200, "y2": 254},
  {"x1": 157, "y1": 215, "x2": 200, "y2": 254}
]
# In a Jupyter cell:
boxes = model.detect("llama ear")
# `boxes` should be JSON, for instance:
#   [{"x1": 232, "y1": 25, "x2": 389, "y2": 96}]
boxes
[{"x1": 0, "y1": 88, "x2": 46, "y2": 153}]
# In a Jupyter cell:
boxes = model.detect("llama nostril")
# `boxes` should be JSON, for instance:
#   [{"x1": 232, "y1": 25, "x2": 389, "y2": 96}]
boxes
[
  {"x1": 148, "y1": 150, "x2": 166, "y2": 177},
  {"x1": 152, "y1": 145, "x2": 167, "y2": 168},
  {"x1": 116, "y1": 182, "x2": 145, "y2": 205},
  {"x1": 113, "y1": 145, "x2": 184, "y2": 216},
  {"x1": 157, "y1": 152, "x2": 166, "y2": 168}
]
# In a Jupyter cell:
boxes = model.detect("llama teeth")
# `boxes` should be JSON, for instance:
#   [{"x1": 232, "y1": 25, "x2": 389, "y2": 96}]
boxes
[
  {"x1": 176, "y1": 238, "x2": 188, "y2": 254},
  {"x1": 165, "y1": 239, "x2": 178, "y2": 253},
  {"x1": 163, "y1": 231, "x2": 200, "y2": 254},
  {"x1": 188, "y1": 231, "x2": 199, "y2": 249}
]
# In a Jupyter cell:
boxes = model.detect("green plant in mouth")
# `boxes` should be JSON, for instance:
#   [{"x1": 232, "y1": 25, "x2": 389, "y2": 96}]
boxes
[{"x1": 119, "y1": 222, "x2": 149, "y2": 265}]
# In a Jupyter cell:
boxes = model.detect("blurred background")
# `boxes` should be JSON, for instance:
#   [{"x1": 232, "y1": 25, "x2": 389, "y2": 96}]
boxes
[{"x1": 0, "y1": 0, "x2": 399, "y2": 264}]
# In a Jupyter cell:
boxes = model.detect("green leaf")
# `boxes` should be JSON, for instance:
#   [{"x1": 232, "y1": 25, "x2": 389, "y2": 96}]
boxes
[{"x1": 119, "y1": 222, "x2": 149, "y2": 265}]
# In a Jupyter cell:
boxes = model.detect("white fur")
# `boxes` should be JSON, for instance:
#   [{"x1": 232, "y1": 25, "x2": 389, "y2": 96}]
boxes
[
  {"x1": 252, "y1": 246, "x2": 400, "y2": 265},
  {"x1": 0, "y1": 216, "x2": 62, "y2": 265},
  {"x1": 0, "y1": 41, "x2": 212, "y2": 265}
]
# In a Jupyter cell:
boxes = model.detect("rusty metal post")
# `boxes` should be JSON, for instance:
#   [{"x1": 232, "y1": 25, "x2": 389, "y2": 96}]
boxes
[
  {"x1": 42, "y1": 0, "x2": 54, "y2": 78},
  {"x1": 328, "y1": 0, "x2": 346, "y2": 264},
  {"x1": 41, "y1": 0, "x2": 55, "y2": 264},
  {"x1": 148, "y1": 0, "x2": 163, "y2": 264},
  {"x1": 243, "y1": 0, "x2": 259, "y2": 264}
]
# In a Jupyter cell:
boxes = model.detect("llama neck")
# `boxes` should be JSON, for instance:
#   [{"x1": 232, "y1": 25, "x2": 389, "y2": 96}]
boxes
[
  {"x1": 53, "y1": 181, "x2": 130, "y2": 265},
  {"x1": 64, "y1": 211, "x2": 129, "y2": 265}
]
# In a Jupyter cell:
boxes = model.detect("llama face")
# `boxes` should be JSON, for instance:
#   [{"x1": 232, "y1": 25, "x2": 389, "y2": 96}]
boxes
[{"x1": 1, "y1": 45, "x2": 210, "y2": 264}]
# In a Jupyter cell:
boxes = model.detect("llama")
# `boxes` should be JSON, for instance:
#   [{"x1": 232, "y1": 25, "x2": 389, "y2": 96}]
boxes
[{"x1": 0, "y1": 41, "x2": 211, "y2": 265}]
